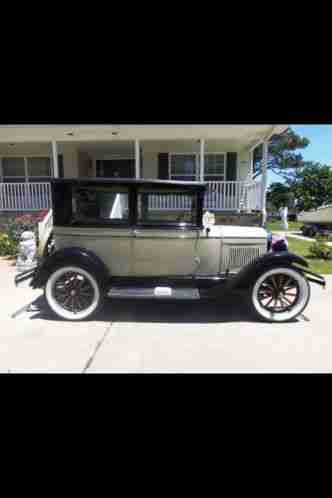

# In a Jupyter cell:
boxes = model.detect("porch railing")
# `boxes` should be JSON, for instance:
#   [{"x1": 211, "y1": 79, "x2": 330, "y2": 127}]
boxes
[
  {"x1": 149, "y1": 181, "x2": 262, "y2": 212},
  {"x1": 0, "y1": 182, "x2": 52, "y2": 211},
  {"x1": 0, "y1": 180, "x2": 262, "y2": 213}
]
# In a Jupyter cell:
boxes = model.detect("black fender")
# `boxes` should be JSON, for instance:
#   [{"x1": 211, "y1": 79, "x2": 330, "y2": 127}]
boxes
[
  {"x1": 30, "y1": 247, "x2": 110, "y2": 290},
  {"x1": 226, "y1": 251, "x2": 309, "y2": 291}
]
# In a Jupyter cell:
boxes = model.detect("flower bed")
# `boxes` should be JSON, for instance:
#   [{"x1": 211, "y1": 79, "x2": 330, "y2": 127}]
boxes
[{"x1": 0, "y1": 210, "x2": 49, "y2": 257}]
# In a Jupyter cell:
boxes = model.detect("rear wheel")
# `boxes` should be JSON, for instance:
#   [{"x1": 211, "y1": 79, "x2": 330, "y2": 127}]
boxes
[
  {"x1": 45, "y1": 266, "x2": 103, "y2": 321},
  {"x1": 251, "y1": 267, "x2": 310, "y2": 323}
]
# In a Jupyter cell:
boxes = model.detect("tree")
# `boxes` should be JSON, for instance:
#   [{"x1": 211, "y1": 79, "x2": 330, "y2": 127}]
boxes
[
  {"x1": 267, "y1": 182, "x2": 295, "y2": 210},
  {"x1": 254, "y1": 128, "x2": 310, "y2": 180},
  {"x1": 289, "y1": 162, "x2": 332, "y2": 211}
]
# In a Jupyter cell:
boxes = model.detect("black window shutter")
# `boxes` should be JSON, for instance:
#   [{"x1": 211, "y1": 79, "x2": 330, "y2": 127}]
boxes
[
  {"x1": 140, "y1": 147, "x2": 143, "y2": 178},
  {"x1": 57, "y1": 154, "x2": 64, "y2": 178},
  {"x1": 226, "y1": 152, "x2": 237, "y2": 181},
  {"x1": 158, "y1": 153, "x2": 169, "y2": 179}
]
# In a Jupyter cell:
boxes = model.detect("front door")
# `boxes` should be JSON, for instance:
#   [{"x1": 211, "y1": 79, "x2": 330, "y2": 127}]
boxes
[
  {"x1": 132, "y1": 189, "x2": 199, "y2": 277},
  {"x1": 96, "y1": 159, "x2": 135, "y2": 179},
  {"x1": 132, "y1": 228, "x2": 198, "y2": 276}
]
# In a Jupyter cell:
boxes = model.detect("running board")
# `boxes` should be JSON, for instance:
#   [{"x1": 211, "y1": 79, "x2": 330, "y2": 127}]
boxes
[{"x1": 108, "y1": 286, "x2": 200, "y2": 300}]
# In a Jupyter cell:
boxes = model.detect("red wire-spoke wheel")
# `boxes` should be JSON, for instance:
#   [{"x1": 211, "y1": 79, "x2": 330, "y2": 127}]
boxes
[
  {"x1": 251, "y1": 267, "x2": 310, "y2": 323},
  {"x1": 45, "y1": 266, "x2": 103, "y2": 321}
]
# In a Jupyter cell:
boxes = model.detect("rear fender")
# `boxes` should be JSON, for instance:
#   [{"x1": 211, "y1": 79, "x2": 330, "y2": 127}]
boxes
[{"x1": 31, "y1": 247, "x2": 110, "y2": 290}]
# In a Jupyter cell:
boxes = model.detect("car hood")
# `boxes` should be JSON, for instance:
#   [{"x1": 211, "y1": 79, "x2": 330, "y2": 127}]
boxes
[{"x1": 206, "y1": 225, "x2": 268, "y2": 239}]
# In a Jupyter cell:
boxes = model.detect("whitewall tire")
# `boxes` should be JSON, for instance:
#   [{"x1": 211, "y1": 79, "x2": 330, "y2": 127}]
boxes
[
  {"x1": 251, "y1": 267, "x2": 310, "y2": 323},
  {"x1": 45, "y1": 266, "x2": 103, "y2": 321}
]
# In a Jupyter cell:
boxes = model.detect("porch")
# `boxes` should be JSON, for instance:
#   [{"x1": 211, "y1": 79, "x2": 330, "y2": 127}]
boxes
[
  {"x1": 0, "y1": 180, "x2": 262, "y2": 213},
  {"x1": 0, "y1": 124, "x2": 287, "y2": 216}
]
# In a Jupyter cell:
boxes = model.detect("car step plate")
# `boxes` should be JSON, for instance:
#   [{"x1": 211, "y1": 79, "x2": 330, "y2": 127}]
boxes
[{"x1": 108, "y1": 286, "x2": 200, "y2": 300}]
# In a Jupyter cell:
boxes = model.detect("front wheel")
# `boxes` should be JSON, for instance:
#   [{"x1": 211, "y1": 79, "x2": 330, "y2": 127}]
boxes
[
  {"x1": 251, "y1": 267, "x2": 310, "y2": 323},
  {"x1": 45, "y1": 266, "x2": 103, "y2": 321}
]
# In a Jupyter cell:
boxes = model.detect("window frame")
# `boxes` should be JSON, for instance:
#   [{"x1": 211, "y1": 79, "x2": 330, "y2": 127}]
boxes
[
  {"x1": 52, "y1": 182, "x2": 133, "y2": 228},
  {"x1": 71, "y1": 185, "x2": 131, "y2": 227},
  {"x1": 134, "y1": 186, "x2": 203, "y2": 230}
]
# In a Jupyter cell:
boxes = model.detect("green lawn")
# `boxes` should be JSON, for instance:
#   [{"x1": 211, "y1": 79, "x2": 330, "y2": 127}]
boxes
[
  {"x1": 287, "y1": 238, "x2": 332, "y2": 274},
  {"x1": 266, "y1": 220, "x2": 302, "y2": 232}
]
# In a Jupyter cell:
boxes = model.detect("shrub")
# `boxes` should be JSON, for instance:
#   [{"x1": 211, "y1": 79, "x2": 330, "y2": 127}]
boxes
[
  {"x1": 6, "y1": 214, "x2": 38, "y2": 244},
  {"x1": 0, "y1": 210, "x2": 50, "y2": 257},
  {"x1": 308, "y1": 237, "x2": 332, "y2": 260},
  {"x1": 5, "y1": 210, "x2": 49, "y2": 244},
  {"x1": 0, "y1": 233, "x2": 17, "y2": 257}
]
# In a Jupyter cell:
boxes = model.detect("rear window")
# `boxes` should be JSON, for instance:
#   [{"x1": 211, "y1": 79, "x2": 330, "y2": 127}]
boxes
[{"x1": 137, "y1": 189, "x2": 199, "y2": 226}]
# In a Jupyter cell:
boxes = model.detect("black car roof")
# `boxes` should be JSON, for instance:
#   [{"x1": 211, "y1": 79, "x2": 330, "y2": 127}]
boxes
[{"x1": 51, "y1": 177, "x2": 207, "y2": 191}]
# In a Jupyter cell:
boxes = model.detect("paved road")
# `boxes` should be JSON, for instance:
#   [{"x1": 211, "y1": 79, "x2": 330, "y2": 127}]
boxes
[{"x1": 1, "y1": 260, "x2": 332, "y2": 373}]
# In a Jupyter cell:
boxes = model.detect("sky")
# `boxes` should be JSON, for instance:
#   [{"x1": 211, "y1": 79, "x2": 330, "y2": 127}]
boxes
[{"x1": 267, "y1": 125, "x2": 332, "y2": 186}]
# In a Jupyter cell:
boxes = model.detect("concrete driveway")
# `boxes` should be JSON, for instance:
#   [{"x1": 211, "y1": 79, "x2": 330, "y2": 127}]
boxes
[{"x1": 1, "y1": 260, "x2": 332, "y2": 373}]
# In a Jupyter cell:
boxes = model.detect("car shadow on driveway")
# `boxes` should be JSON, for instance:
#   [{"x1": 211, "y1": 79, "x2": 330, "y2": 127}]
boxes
[{"x1": 25, "y1": 294, "x2": 301, "y2": 325}]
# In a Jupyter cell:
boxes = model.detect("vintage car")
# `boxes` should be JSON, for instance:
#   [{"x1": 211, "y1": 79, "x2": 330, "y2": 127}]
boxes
[{"x1": 15, "y1": 178, "x2": 326, "y2": 323}]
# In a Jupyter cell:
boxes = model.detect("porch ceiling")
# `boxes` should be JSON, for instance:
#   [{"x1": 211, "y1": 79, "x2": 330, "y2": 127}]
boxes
[{"x1": 0, "y1": 124, "x2": 288, "y2": 149}]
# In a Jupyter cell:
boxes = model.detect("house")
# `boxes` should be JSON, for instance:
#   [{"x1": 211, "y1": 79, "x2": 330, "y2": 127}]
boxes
[{"x1": 0, "y1": 124, "x2": 288, "y2": 225}]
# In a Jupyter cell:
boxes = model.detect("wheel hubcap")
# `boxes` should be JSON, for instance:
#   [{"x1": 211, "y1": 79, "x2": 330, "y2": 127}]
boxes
[
  {"x1": 53, "y1": 271, "x2": 95, "y2": 314},
  {"x1": 257, "y1": 273, "x2": 300, "y2": 313}
]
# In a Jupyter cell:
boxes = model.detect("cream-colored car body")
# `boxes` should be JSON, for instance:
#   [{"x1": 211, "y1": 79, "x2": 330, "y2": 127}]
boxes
[{"x1": 51, "y1": 223, "x2": 267, "y2": 277}]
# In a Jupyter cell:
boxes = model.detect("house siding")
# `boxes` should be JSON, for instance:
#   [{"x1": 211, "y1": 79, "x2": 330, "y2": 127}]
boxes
[
  {"x1": 141, "y1": 142, "x2": 250, "y2": 181},
  {"x1": 0, "y1": 142, "x2": 79, "y2": 179},
  {"x1": 0, "y1": 140, "x2": 251, "y2": 182}
]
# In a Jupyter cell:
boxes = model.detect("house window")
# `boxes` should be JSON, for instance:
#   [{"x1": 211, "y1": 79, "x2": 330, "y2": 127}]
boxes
[
  {"x1": 0, "y1": 156, "x2": 52, "y2": 182},
  {"x1": 27, "y1": 157, "x2": 52, "y2": 178},
  {"x1": 204, "y1": 154, "x2": 226, "y2": 181},
  {"x1": 1, "y1": 157, "x2": 26, "y2": 181},
  {"x1": 169, "y1": 154, "x2": 197, "y2": 181},
  {"x1": 169, "y1": 153, "x2": 227, "y2": 181}
]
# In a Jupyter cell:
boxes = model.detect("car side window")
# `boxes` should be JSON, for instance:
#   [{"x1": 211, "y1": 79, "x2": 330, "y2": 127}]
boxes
[
  {"x1": 136, "y1": 190, "x2": 198, "y2": 226},
  {"x1": 71, "y1": 186, "x2": 129, "y2": 225}
]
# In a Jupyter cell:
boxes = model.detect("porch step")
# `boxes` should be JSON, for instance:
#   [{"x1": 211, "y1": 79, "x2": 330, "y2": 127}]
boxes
[{"x1": 108, "y1": 286, "x2": 200, "y2": 300}]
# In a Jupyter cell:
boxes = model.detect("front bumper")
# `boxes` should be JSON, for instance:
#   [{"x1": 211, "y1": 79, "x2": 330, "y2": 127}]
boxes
[
  {"x1": 294, "y1": 265, "x2": 326, "y2": 288},
  {"x1": 14, "y1": 267, "x2": 37, "y2": 288}
]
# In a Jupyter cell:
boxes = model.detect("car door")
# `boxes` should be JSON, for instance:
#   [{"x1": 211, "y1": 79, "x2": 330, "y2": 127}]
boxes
[
  {"x1": 131, "y1": 188, "x2": 199, "y2": 277},
  {"x1": 67, "y1": 183, "x2": 134, "y2": 277}
]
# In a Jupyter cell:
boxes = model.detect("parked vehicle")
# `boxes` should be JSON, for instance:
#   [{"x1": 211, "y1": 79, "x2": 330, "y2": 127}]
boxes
[
  {"x1": 298, "y1": 204, "x2": 332, "y2": 237},
  {"x1": 15, "y1": 178, "x2": 326, "y2": 323}
]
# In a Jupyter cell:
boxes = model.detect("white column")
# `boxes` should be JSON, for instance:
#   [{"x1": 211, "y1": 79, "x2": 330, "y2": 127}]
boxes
[
  {"x1": 135, "y1": 139, "x2": 140, "y2": 179},
  {"x1": 261, "y1": 141, "x2": 268, "y2": 225},
  {"x1": 249, "y1": 150, "x2": 254, "y2": 179},
  {"x1": 199, "y1": 138, "x2": 205, "y2": 181},
  {"x1": 52, "y1": 140, "x2": 59, "y2": 178}
]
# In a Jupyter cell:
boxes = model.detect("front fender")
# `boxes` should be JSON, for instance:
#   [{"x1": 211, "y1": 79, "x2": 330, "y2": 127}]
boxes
[
  {"x1": 31, "y1": 247, "x2": 110, "y2": 290},
  {"x1": 227, "y1": 251, "x2": 309, "y2": 291}
]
